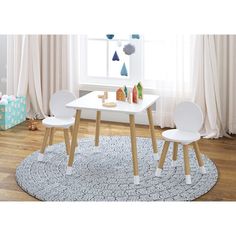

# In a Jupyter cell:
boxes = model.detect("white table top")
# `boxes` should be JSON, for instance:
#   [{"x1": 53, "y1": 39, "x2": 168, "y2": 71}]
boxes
[{"x1": 66, "y1": 91, "x2": 159, "y2": 114}]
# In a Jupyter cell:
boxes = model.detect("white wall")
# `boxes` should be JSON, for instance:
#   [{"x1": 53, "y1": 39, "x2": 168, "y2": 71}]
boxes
[{"x1": 0, "y1": 35, "x2": 7, "y2": 94}]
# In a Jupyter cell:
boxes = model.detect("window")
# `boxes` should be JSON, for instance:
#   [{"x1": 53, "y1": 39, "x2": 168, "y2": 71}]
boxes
[
  {"x1": 143, "y1": 35, "x2": 194, "y2": 90},
  {"x1": 87, "y1": 37, "x2": 130, "y2": 78},
  {"x1": 79, "y1": 34, "x2": 143, "y2": 88},
  {"x1": 79, "y1": 34, "x2": 194, "y2": 92}
]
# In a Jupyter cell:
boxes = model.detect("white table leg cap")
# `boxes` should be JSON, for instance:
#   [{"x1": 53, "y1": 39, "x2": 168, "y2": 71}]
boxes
[
  {"x1": 38, "y1": 153, "x2": 44, "y2": 162},
  {"x1": 66, "y1": 166, "x2": 73, "y2": 175},
  {"x1": 171, "y1": 160, "x2": 177, "y2": 167},
  {"x1": 134, "y1": 176, "x2": 140, "y2": 185},
  {"x1": 153, "y1": 153, "x2": 160, "y2": 161},
  {"x1": 155, "y1": 168, "x2": 162, "y2": 177},
  {"x1": 185, "y1": 175, "x2": 192, "y2": 185},
  {"x1": 200, "y1": 166, "x2": 207, "y2": 174}
]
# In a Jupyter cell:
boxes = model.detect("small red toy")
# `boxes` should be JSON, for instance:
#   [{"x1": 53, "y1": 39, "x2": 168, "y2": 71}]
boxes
[{"x1": 132, "y1": 86, "x2": 138, "y2": 103}]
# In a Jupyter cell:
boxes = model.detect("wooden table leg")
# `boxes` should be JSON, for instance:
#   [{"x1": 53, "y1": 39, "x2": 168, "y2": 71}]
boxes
[
  {"x1": 64, "y1": 129, "x2": 71, "y2": 155},
  {"x1": 66, "y1": 110, "x2": 81, "y2": 175},
  {"x1": 193, "y1": 141, "x2": 206, "y2": 174},
  {"x1": 147, "y1": 106, "x2": 159, "y2": 160},
  {"x1": 38, "y1": 128, "x2": 50, "y2": 161},
  {"x1": 95, "y1": 111, "x2": 101, "y2": 146},
  {"x1": 70, "y1": 126, "x2": 78, "y2": 147},
  {"x1": 129, "y1": 114, "x2": 139, "y2": 185},
  {"x1": 49, "y1": 128, "x2": 55, "y2": 146}
]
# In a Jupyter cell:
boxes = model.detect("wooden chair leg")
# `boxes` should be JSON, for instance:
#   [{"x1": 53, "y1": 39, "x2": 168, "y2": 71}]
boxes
[
  {"x1": 38, "y1": 128, "x2": 50, "y2": 161},
  {"x1": 147, "y1": 106, "x2": 158, "y2": 160},
  {"x1": 172, "y1": 142, "x2": 178, "y2": 167},
  {"x1": 129, "y1": 114, "x2": 139, "y2": 185},
  {"x1": 193, "y1": 142, "x2": 206, "y2": 174},
  {"x1": 49, "y1": 128, "x2": 55, "y2": 146},
  {"x1": 70, "y1": 126, "x2": 78, "y2": 147},
  {"x1": 183, "y1": 145, "x2": 191, "y2": 184},
  {"x1": 155, "y1": 141, "x2": 170, "y2": 176},
  {"x1": 64, "y1": 129, "x2": 71, "y2": 155},
  {"x1": 95, "y1": 111, "x2": 101, "y2": 146},
  {"x1": 67, "y1": 110, "x2": 81, "y2": 175}
]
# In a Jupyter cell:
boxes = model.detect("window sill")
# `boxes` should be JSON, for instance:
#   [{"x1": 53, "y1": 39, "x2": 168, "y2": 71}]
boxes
[{"x1": 79, "y1": 82, "x2": 159, "y2": 95}]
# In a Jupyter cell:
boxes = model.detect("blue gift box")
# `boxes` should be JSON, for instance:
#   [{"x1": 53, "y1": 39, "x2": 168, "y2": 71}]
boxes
[{"x1": 0, "y1": 96, "x2": 27, "y2": 130}]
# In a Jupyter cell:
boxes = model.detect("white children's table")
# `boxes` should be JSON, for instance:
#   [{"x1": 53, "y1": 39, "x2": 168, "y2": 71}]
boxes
[{"x1": 66, "y1": 91, "x2": 160, "y2": 184}]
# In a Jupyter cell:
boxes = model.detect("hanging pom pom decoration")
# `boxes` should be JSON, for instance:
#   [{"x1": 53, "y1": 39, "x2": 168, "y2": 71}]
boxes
[
  {"x1": 112, "y1": 51, "x2": 119, "y2": 61},
  {"x1": 123, "y1": 44, "x2": 135, "y2": 55},
  {"x1": 106, "y1": 34, "x2": 114, "y2": 40},
  {"x1": 120, "y1": 63, "x2": 128, "y2": 76},
  {"x1": 132, "y1": 34, "x2": 140, "y2": 39},
  {"x1": 123, "y1": 86, "x2": 128, "y2": 97}
]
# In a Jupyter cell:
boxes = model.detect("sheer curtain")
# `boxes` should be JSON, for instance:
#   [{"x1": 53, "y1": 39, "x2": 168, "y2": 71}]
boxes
[
  {"x1": 40, "y1": 35, "x2": 79, "y2": 115},
  {"x1": 7, "y1": 35, "x2": 79, "y2": 118},
  {"x1": 144, "y1": 35, "x2": 195, "y2": 128},
  {"x1": 193, "y1": 35, "x2": 236, "y2": 138},
  {"x1": 218, "y1": 36, "x2": 236, "y2": 135},
  {"x1": 7, "y1": 35, "x2": 46, "y2": 118}
]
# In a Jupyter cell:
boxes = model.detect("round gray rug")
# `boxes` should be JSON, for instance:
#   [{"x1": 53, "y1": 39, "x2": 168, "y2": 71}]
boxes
[{"x1": 16, "y1": 136, "x2": 218, "y2": 201}]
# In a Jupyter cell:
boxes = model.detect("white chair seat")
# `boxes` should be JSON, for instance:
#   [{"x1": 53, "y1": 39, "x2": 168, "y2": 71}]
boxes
[
  {"x1": 42, "y1": 117, "x2": 75, "y2": 128},
  {"x1": 162, "y1": 129, "x2": 200, "y2": 144}
]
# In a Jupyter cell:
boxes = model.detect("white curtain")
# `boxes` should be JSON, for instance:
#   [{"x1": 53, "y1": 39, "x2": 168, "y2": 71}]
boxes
[
  {"x1": 193, "y1": 35, "x2": 236, "y2": 138},
  {"x1": 7, "y1": 35, "x2": 79, "y2": 119},
  {"x1": 218, "y1": 36, "x2": 236, "y2": 135},
  {"x1": 146, "y1": 35, "x2": 195, "y2": 128}
]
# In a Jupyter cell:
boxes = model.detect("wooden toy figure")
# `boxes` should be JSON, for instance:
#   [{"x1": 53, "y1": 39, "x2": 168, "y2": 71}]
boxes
[
  {"x1": 132, "y1": 86, "x2": 138, "y2": 103},
  {"x1": 137, "y1": 82, "x2": 143, "y2": 99},
  {"x1": 116, "y1": 88, "x2": 126, "y2": 101},
  {"x1": 102, "y1": 96, "x2": 105, "y2": 104},
  {"x1": 127, "y1": 91, "x2": 131, "y2": 103},
  {"x1": 28, "y1": 119, "x2": 38, "y2": 131},
  {"x1": 123, "y1": 86, "x2": 128, "y2": 98},
  {"x1": 104, "y1": 91, "x2": 108, "y2": 99}
]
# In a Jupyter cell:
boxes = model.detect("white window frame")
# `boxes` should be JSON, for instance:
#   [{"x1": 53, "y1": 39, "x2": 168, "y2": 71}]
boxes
[
  {"x1": 79, "y1": 35, "x2": 144, "y2": 91},
  {"x1": 79, "y1": 35, "x2": 193, "y2": 95}
]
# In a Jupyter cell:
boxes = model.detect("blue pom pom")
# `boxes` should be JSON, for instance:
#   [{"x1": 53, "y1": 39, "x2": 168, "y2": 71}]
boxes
[
  {"x1": 106, "y1": 34, "x2": 114, "y2": 40},
  {"x1": 132, "y1": 34, "x2": 140, "y2": 39}
]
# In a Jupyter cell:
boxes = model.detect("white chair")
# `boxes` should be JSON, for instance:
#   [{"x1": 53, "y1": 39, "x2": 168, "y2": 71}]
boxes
[
  {"x1": 155, "y1": 101, "x2": 206, "y2": 184},
  {"x1": 38, "y1": 90, "x2": 76, "y2": 162}
]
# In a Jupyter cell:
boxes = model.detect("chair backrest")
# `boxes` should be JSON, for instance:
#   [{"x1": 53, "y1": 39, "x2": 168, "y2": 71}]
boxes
[
  {"x1": 174, "y1": 101, "x2": 203, "y2": 132},
  {"x1": 49, "y1": 90, "x2": 76, "y2": 118}
]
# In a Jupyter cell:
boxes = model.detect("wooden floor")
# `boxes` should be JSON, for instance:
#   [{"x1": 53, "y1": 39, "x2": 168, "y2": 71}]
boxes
[{"x1": 0, "y1": 120, "x2": 236, "y2": 201}]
